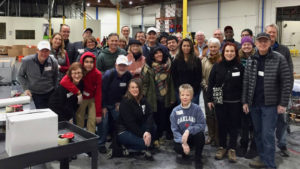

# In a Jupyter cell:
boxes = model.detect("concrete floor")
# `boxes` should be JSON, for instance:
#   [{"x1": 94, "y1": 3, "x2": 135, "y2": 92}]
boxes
[
  {"x1": 31, "y1": 125, "x2": 300, "y2": 169},
  {"x1": 1, "y1": 55, "x2": 300, "y2": 169}
]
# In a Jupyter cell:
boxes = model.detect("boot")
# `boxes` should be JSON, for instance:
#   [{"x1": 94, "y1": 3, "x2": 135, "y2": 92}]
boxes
[
  {"x1": 249, "y1": 157, "x2": 267, "y2": 168},
  {"x1": 215, "y1": 147, "x2": 227, "y2": 160},
  {"x1": 228, "y1": 149, "x2": 237, "y2": 163}
]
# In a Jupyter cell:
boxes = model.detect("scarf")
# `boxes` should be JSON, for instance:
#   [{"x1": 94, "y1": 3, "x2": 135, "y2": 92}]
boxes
[
  {"x1": 151, "y1": 59, "x2": 171, "y2": 96},
  {"x1": 207, "y1": 52, "x2": 221, "y2": 64}
]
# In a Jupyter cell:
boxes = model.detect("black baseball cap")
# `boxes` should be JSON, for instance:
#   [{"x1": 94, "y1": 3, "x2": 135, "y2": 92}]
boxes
[
  {"x1": 83, "y1": 28, "x2": 93, "y2": 34},
  {"x1": 256, "y1": 32, "x2": 271, "y2": 40}
]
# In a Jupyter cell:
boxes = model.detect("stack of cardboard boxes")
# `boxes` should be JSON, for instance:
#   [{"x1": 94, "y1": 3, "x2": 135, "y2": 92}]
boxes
[{"x1": 0, "y1": 45, "x2": 37, "y2": 58}]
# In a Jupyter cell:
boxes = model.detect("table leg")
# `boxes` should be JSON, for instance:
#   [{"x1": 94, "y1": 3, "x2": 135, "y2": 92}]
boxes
[
  {"x1": 91, "y1": 150, "x2": 98, "y2": 169},
  {"x1": 60, "y1": 158, "x2": 69, "y2": 169}
]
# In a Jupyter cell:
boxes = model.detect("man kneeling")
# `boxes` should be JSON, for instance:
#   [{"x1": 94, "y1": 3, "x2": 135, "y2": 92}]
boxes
[{"x1": 170, "y1": 84, "x2": 206, "y2": 169}]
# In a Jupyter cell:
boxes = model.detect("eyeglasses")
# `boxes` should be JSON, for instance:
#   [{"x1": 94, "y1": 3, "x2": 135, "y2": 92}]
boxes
[{"x1": 71, "y1": 72, "x2": 82, "y2": 75}]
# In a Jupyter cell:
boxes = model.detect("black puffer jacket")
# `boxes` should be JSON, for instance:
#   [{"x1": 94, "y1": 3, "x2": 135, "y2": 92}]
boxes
[
  {"x1": 207, "y1": 58, "x2": 244, "y2": 103},
  {"x1": 273, "y1": 42, "x2": 294, "y2": 92},
  {"x1": 242, "y1": 49, "x2": 291, "y2": 107}
]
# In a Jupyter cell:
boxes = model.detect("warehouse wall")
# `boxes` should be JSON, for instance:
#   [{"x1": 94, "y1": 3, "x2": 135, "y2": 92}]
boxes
[
  {"x1": 87, "y1": 7, "x2": 130, "y2": 39},
  {"x1": 0, "y1": 17, "x2": 100, "y2": 46}
]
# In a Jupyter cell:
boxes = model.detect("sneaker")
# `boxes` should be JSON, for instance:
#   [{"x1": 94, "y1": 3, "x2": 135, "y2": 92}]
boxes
[
  {"x1": 176, "y1": 154, "x2": 192, "y2": 165},
  {"x1": 215, "y1": 147, "x2": 227, "y2": 160},
  {"x1": 236, "y1": 146, "x2": 247, "y2": 157},
  {"x1": 279, "y1": 146, "x2": 289, "y2": 157},
  {"x1": 249, "y1": 157, "x2": 267, "y2": 168},
  {"x1": 159, "y1": 137, "x2": 166, "y2": 145},
  {"x1": 154, "y1": 140, "x2": 160, "y2": 149},
  {"x1": 98, "y1": 145, "x2": 107, "y2": 154},
  {"x1": 245, "y1": 148, "x2": 257, "y2": 159},
  {"x1": 228, "y1": 149, "x2": 237, "y2": 163},
  {"x1": 142, "y1": 150, "x2": 154, "y2": 161}
]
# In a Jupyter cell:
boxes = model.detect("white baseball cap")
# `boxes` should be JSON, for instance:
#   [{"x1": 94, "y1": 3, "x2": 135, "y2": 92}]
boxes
[
  {"x1": 116, "y1": 55, "x2": 129, "y2": 66},
  {"x1": 147, "y1": 27, "x2": 157, "y2": 34},
  {"x1": 37, "y1": 40, "x2": 51, "y2": 50}
]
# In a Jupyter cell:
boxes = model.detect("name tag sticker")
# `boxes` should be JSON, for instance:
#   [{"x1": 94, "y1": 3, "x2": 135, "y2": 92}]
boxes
[
  {"x1": 120, "y1": 83, "x2": 127, "y2": 87},
  {"x1": 232, "y1": 72, "x2": 240, "y2": 77},
  {"x1": 83, "y1": 91, "x2": 90, "y2": 97},
  {"x1": 176, "y1": 110, "x2": 184, "y2": 115},
  {"x1": 66, "y1": 92, "x2": 74, "y2": 98},
  {"x1": 44, "y1": 66, "x2": 52, "y2": 71},
  {"x1": 258, "y1": 71, "x2": 264, "y2": 77},
  {"x1": 78, "y1": 49, "x2": 84, "y2": 54}
]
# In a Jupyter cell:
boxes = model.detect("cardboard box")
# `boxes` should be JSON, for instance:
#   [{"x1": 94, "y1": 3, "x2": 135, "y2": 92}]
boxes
[
  {"x1": 8, "y1": 45, "x2": 27, "y2": 57},
  {"x1": 22, "y1": 48, "x2": 37, "y2": 56},
  {"x1": 5, "y1": 109, "x2": 58, "y2": 156},
  {"x1": 0, "y1": 46, "x2": 12, "y2": 55}
]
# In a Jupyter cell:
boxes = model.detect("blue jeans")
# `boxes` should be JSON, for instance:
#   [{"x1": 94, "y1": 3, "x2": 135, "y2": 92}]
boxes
[
  {"x1": 97, "y1": 105, "x2": 119, "y2": 146},
  {"x1": 276, "y1": 113, "x2": 288, "y2": 149},
  {"x1": 117, "y1": 124, "x2": 156, "y2": 151},
  {"x1": 250, "y1": 105, "x2": 278, "y2": 168}
]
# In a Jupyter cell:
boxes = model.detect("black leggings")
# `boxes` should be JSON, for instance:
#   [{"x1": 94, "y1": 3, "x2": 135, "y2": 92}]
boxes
[
  {"x1": 174, "y1": 132, "x2": 205, "y2": 159},
  {"x1": 215, "y1": 102, "x2": 242, "y2": 149}
]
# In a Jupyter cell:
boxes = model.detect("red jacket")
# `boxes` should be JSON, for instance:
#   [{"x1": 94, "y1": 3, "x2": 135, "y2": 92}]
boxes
[{"x1": 60, "y1": 52, "x2": 102, "y2": 117}]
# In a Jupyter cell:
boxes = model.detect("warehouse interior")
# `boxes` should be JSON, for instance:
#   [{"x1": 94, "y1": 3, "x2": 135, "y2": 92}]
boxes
[{"x1": 0, "y1": 0, "x2": 300, "y2": 169}]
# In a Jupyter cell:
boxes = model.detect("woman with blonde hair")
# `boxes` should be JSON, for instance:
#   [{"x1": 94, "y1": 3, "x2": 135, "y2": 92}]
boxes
[{"x1": 50, "y1": 32, "x2": 70, "y2": 81}]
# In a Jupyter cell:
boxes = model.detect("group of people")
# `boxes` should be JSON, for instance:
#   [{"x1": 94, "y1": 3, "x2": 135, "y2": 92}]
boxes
[{"x1": 16, "y1": 23, "x2": 293, "y2": 169}]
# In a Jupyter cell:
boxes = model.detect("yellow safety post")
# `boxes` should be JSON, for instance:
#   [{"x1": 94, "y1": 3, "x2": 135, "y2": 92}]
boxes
[
  {"x1": 84, "y1": 11, "x2": 87, "y2": 29},
  {"x1": 49, "y1": 19, "x2": 52, "y2": 39},
  {"x1": 117, "y1": 3, "x2": 120, "y2": 35},
  {"x1": 63, "y1": 16, "x2": 65, "y2": 24},
  {"x1": 182, "y1": 0, "x2": 188, "y2": 38}
]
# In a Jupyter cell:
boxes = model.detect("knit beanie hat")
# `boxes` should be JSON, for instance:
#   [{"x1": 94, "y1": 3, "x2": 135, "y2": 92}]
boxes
[{"x1": 241, "y1": 36, "x2": 254, "y2": 46}]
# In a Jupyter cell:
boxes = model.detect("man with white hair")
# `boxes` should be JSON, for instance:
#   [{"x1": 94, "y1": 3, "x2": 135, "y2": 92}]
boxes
[
  {"x1": 194, "y1": 31, "x2": 208, "y2": 59},
  {"x1": 213, "y1": 29, "x2": 225, "y2": 52},
  {"x1": 265, "y1": 23, "x2": 294, "y2": 157},
  {"x1": 18, "y1": 40, "x2": 58, "y2": 108}
]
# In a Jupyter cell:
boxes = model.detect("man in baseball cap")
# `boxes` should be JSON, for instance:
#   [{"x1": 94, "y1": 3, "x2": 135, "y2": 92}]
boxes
[
  {"x1": 143, "y1": 27, "x2": 170, "y2": 59},
  {"x1": 18, "y1": 40, "x2": 58, "y2": 108},
  {"x1": 97, "y1": 54, "x2": 132, "y2": 153},
  {"x1": 243, "y1": 31, "x2": 291, "y2": 169}
]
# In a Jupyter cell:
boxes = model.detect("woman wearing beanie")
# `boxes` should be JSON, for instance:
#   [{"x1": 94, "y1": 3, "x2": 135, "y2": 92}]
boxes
[
  {"x1": 236, "y1": 36, "x2": 257, "y2": 159},
  {"x1": 239, "y1": 36, "x2": 255, "y2": 67},
  {"x1": 141, "y1": 46, "x2": 176, "y2": 143}
]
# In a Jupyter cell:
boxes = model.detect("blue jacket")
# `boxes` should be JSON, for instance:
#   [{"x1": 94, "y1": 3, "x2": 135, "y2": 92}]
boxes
[
  {"x1": 102, "y1": 68, "x2": 132, "y2": 107},
  {"x1": 170, "y1": 103, "x2": 206, "y2": 143}
]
